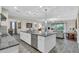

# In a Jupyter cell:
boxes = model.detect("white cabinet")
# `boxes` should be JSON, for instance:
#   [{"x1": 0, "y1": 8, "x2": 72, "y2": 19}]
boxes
[
  {"x1": 20, "y1": 31, "x2": 56, "y2": 53},
  {"x1": 38, "y1": 36, "x2": 45, "y2": 52},
  {"x1": 56, "y1": 32, "x2": 64, "y2": 38},
  {"x1": 20, "y1": 32, "x2": 31, "y2": 45},
  {"x1": 38, "y1": 34, "x2": 56, "y2": 53}
]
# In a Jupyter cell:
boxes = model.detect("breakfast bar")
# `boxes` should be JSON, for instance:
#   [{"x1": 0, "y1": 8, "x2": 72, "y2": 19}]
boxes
[{"x1": 20, "y1": 31, "x2": 56, "y2": 53}]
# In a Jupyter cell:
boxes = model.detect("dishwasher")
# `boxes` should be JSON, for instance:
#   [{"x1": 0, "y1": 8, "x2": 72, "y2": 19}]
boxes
[{"x1": 31, "y1": 34, "x2": 38, "y2": 48}]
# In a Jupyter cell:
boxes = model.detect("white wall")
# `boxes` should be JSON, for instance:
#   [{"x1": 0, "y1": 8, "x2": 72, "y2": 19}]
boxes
[
  {"x1": 66, "y1": 20, "x2": 76, "y2": 32},
  {"x1": 0, "y1": 6, "x2": 1, "y2": 13},
  {"x1": 7, "y1": 18, "x2": 44, "y2": 34},
  {"x1": 77, "y1": 10, "x2": 79, "y2": 47},
  {"x1": 0, "y1": 7, "x2": 1, "y2": 26}
]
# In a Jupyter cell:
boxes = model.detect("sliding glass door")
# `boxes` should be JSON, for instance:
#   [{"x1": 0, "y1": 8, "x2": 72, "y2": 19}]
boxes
[{"x1": 9, "y1": 21, "x2": 17, "y2": 35}]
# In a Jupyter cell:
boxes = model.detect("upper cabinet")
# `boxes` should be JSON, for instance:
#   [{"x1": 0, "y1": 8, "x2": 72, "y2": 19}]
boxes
[
  {"x1": 0, "y1": 13, "x2": 7, "y2": 21},
  {"x1": 0, "y1": 7, "x2": 8, "y2": 21}
]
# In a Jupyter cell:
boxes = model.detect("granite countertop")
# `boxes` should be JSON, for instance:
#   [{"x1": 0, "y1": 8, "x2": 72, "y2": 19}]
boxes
[{"x1": 21, "y1": 30, "x2": 57, "y2": 37}]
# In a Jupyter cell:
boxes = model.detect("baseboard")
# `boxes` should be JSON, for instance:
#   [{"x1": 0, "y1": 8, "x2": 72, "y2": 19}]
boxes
[{"x1": 56, "y1": 37, "x2": 64, "y2": 39}]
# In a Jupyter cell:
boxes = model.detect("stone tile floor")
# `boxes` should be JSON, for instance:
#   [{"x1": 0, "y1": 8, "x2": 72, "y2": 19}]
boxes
[
  {"x1": 0, "y1": 34, "x2": 79, "y2": 53},
  {"x1": 0, "y1": 35, "x2": 19, "y2": 50},
  {"x1": 13, "y1": 35, "x2": 79, "y2": 53}
]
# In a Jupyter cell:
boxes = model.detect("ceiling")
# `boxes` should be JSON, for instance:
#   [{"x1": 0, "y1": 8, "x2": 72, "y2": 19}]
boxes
[{"x1": 2, "y1": 6, "x2": 79, "y2": 21}]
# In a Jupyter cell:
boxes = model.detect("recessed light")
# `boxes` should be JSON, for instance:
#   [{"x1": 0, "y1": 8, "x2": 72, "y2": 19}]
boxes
[
  {"x1": 14, "y1": 6, "x2": 20, "y2": 12},
  {"x1": 40, "y1": 6, "x2": 43, "y2": 8},
  {"x1": 14, "y1": 6, "x2": 18, "y2": 9}
]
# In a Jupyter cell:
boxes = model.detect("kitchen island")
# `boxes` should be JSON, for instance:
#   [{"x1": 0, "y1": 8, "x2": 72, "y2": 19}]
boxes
[{"x1": 20, "y1": 31, "x2": 56, "y2": 53}]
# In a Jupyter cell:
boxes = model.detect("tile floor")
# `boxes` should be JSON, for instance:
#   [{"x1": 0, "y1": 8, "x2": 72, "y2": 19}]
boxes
[
  {"x1": 13, "y1": 35, "x2": 79, "y2": 53},
  {"x1": 0, "y1": 34, "x2": 19, "y2": 53},
  {"x1": 0, "y1": 34, "x2": 79, "y2": 53}
]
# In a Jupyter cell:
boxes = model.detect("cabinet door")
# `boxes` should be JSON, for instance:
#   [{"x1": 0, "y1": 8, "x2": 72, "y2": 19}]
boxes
[
  {"x1": 26, "y1": 33, "x2": 31, "y2": 44},
  {"x1": 38, "y1": 36, "x2": 45, "y2": 52},
  {"x1": 45, "y1": 35, "x2": 56, "y2": 52},
  {"x1": 20, "y1": 32, "x2": 31, "y2": 45}
]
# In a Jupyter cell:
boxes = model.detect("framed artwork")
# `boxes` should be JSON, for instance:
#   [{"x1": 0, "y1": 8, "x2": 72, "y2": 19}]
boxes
[
  {"x1": 18, "y1": 22, "x2": 21, "y2": 29},
  {"x1": 26, "y1": 23, "x2": 32, "y2": 28}
]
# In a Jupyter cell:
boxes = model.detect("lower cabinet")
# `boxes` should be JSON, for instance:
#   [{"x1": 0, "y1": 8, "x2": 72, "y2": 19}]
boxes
[
  {"x1": 38, "y1": 36, "x2": 45, "y2": 52},
  {"x1": 20, "y1": 32, "x2": 38, "y2": 48},
  {"x1": 20, "y1": 32, "x2": 56, "y2": 53},
  {"x1": 38, "y1": 34, "x2": 56, "y2": 53},
  {"x1": 20, "y1": 32, "x2": 31, "y2": 45}
]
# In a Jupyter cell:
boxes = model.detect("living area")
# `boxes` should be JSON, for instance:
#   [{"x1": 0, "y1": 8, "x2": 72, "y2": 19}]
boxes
[{"x1": 0, "y1": 6, "x2": 79, "y2": 53}]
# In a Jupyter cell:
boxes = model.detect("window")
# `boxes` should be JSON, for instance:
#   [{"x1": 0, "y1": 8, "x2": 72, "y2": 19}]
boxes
[{"x1": 51, "y1": 23, "x2": 64, "y2": 32}]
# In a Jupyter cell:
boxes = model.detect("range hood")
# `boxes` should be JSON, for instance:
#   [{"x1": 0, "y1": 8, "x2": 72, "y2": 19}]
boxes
[{"x1": 0, "y1": 13, "x2": 7, "y2": 21}]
